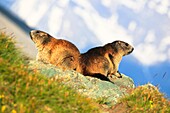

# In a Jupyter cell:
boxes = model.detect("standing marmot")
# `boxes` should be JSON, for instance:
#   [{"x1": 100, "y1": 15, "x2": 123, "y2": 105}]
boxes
[
  {"x1": 77, "y1": 40, "x2": 134, "y2": 78},
  {"x1": 30, "y1": 30, "x2": 80, "y2": 70}
]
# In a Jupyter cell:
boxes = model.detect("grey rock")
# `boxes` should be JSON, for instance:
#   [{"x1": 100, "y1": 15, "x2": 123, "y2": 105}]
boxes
[{"x1": 29, "y1": 60, "x2": 135, "y2": 105}]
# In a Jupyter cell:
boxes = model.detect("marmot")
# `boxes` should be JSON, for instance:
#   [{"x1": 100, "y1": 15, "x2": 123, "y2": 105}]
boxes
[
  {"x1": 30, "y1": 30, "x2": 80, "y2": 70},
  {"x1": 77, "y1": 40, "x2": 134, "y2": 78}
]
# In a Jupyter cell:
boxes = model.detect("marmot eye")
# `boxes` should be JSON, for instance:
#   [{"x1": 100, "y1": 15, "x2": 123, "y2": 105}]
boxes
[
  {"x1": 35, "y1": 31, "x2": 40, "y2": 33},
  {"x1": 125, "y1": 43, "x2": 129, "y2": 46}
]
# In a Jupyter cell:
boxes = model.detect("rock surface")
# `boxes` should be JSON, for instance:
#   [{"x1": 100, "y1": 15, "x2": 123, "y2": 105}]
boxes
[{"x1": 29, "y1": 60, "x2": 135, "y2": 105}]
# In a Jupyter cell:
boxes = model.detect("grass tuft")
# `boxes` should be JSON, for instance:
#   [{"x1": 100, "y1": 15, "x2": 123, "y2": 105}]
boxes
[{"x1": 114, "y1": 84, "x2": 170, "y2": 113}]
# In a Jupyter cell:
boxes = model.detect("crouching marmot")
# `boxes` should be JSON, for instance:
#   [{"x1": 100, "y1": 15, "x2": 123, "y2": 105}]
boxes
[
  {"x1": 30, "y1": 30, "x2": 80, "y2": 70},
  {"x1": 77, "y1": 40, "x2": 134, "y2": 78}
]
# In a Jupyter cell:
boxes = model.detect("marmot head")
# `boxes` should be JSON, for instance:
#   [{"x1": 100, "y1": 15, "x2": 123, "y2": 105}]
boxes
[
  {"x1": 110, "y1": 40, "x2": 134, "y2": 56},
  {"x1": 30, "y1": 30, "x2": 52, "y2": 46}
]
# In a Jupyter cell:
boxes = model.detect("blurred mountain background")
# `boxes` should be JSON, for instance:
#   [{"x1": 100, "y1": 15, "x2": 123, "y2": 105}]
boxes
[{"x1": 0, "y1": 0, "x2": 170, "y2": 98}]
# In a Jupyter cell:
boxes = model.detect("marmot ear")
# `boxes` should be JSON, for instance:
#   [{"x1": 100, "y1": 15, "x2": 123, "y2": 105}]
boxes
[
  {"x1": 113, "y1": 40, "x2": 120, "y2": 45},
  {"x1": 118, "y1": 41, "x2": 121, "y2": 44},
  {"x1": 39, "y1": 33, "x2": 44, "y2": 37}
]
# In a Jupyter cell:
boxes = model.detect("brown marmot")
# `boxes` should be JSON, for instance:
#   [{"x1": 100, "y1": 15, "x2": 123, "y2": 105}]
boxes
[
  {"x1": 77, "y1": 40, "x2": 134, "y2": 78},
  {"x1": 30, "y1": 30, "x2": 80, "y2": 70}
]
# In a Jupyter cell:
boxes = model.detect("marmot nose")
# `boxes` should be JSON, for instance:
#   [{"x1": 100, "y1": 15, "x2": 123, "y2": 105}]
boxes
[
  {"x1": 132, "y1": 47, "x2": 134, "y2": 51},
  {"x1": 130, "y1": 47, "x2": 134, "y2": 53},
  {"x1": 128, "y1": 47, "x2": 134, "y2": 54},
  {"x1": 30, "y1": 30, "x2": 40, "y2": 34},
  {"x1": 30, "y1": 30, "x2": 35, "y2": 39}
]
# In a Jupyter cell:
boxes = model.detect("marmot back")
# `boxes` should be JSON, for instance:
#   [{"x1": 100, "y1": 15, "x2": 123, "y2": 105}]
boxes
[
  {"x1": 77, "y1": 40, "x2": 134, "y2": 78},
  {"x1": 30, "y1": 30, "x2": 80, "y2": 70}
]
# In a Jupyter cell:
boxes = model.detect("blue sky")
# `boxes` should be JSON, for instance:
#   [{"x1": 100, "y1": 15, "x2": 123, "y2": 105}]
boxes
[{"x1": 0, "y1": 0, "x2": 170, "y2": 98}]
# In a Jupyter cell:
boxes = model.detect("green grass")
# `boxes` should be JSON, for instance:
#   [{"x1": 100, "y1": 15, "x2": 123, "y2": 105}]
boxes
[
  {"x1": 0, "y1": 32, "x2": 99, "y2": 113},
  {"x1": 116, "y1": 85, "x2": 170, "y2": 113}
]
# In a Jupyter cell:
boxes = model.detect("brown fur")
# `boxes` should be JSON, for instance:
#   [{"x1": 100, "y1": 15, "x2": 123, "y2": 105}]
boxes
[
  {"x1": 30, "y1": 30, "x2": 80, "y2": 70},
  {"x1": 77, "y1": 40, "x2": 134, "y2": 78}
]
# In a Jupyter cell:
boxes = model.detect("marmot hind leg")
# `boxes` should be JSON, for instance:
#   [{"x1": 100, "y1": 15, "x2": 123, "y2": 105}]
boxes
[{"x1": 59, "y1": 56, "x2": 77, "y2": 70}]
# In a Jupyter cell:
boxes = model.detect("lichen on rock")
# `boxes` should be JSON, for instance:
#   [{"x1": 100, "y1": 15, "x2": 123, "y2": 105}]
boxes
[{"x1": 29, "y1": 60, "x2": 135, "y2": 105}]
